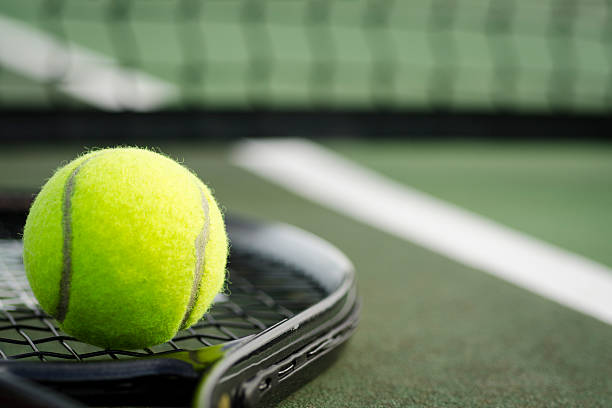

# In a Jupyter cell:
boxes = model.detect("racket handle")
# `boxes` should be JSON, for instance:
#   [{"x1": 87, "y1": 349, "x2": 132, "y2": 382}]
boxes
[{"x1": 0, "y1": 370, "x2": 84, "y2": 408}]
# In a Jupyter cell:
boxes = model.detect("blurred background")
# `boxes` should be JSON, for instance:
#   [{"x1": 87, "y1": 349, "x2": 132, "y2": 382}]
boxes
[
  {"x1": 1, "y1": 0, "x2": 611, "y2": 139},
  {"x1": 1, "y1": 1, "x2": 612, "y2": 407}
]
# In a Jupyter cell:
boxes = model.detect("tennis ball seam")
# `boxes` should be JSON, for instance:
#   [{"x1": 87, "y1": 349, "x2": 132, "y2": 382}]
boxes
[
  {"x1": 56, "y1": 154, "x2": 98, "y2": 323},
  {"x1": 179, "y1": 184, "x2": 210, "y2": 329}
]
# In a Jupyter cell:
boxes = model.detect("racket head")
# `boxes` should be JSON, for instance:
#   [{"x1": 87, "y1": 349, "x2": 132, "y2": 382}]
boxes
[
  {"x1": 197, "y1": 219, "x2": 359, "y2": 407},
  {"x1": 0, "y1": 207, "x2": 359, "y2": 407}
]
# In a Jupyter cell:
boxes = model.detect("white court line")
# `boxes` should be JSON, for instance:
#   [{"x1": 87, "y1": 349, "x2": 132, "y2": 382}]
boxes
[
  {"x1": 0, "y1": 15, "x2": 176, "y2": 110},
  {"x1": 232, "y1": 138, "x2": 612, "y2": 326}
]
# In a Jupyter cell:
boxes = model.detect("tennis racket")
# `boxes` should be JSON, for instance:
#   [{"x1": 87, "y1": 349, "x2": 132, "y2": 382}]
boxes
[{"x1": 0, "y1": 198, "x2": 359, "y2": 407}]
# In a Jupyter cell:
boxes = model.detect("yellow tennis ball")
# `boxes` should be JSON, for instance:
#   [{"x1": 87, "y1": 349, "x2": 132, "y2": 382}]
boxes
[{"x1": 22, "y1": 147, "x2": 228, "y2": 349}]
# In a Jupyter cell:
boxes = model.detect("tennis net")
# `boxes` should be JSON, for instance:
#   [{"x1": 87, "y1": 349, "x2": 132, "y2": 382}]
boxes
[{"x1": 0, "y1": 0, "x2": 610, "y2": 113}]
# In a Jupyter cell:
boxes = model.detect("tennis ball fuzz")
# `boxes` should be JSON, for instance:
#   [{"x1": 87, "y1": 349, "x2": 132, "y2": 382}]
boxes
[{"x1": 22, "y1": 148, "x2": 228, "y2": 349}]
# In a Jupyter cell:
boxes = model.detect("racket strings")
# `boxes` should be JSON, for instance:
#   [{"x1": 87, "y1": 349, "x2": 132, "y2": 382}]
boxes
[{"x1": 0, "y1": 240, "x2": 327, "y2": 362}]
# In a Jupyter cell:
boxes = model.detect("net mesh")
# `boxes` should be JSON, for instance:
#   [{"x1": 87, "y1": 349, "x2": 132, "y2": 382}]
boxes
[
  {"x1": 0, "y1": 0, "x2": 611, "y2": 113},
  {"x1": 0, "y1": 240, "x2": 326, "y2": 361}
]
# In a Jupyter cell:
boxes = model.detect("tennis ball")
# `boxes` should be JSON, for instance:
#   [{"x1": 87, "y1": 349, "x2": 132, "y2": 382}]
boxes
[{"x1": 22, "y1": 147, "x2": 228, "y2": 349}]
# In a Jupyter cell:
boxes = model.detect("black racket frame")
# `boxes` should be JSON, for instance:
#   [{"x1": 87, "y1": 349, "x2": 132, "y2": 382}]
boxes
[{"x1": 0, "y1": 212, "x2": 359, "y2": 408}]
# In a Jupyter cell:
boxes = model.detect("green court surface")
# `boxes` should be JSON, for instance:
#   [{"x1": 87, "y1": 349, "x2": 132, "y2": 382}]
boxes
[
  {"x1": 326, "y1": 140, "x2": 612, "y2": 270},
  {"x1": 1, "y1": 141, "x2": 612, "y2": 407}
]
